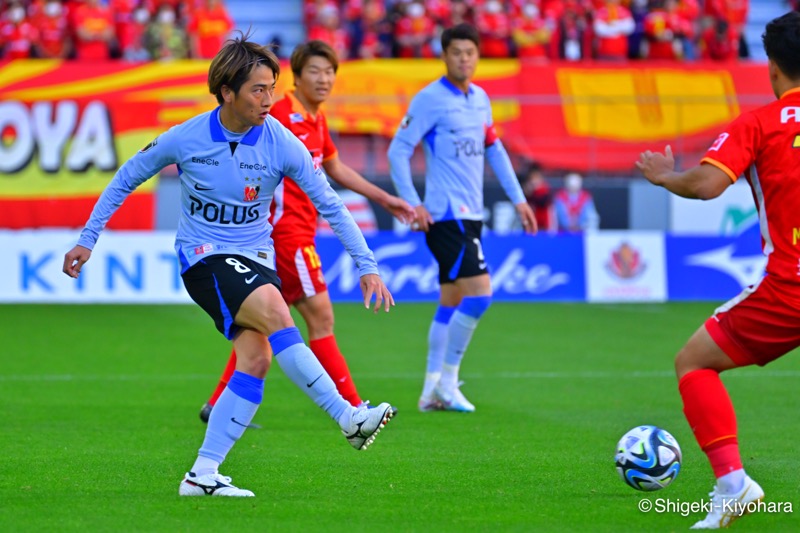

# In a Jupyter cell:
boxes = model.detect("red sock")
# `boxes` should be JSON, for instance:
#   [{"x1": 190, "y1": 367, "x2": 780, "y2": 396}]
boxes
[
  {"x1": 679, "y1": 369, "x2": 742, "y2": 477},
  {"x1": 309, "y1": 335, "x2": 361, "y2": 406},
  {"x1": 208, "y1": 349, "x2": 237, "y2": 406}
]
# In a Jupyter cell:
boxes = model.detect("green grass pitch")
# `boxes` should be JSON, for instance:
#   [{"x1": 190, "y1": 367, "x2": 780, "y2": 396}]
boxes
[{"x1": 2, "y1": 302, "x2": 798, "y2": 532}]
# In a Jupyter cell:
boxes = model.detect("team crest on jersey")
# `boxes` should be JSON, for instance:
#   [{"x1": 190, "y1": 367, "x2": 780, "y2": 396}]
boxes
[
  {"x1": 400, "y1": 115, "x2": 413, "y2": 129},
  {"x1": 290, "y1": 113, "x2": 304, "y2": 123},
  {"x1": 244, "y1": 185, "x2": 260, "y2": 202},
  {"x1": 139, "y1": 137, "x2": 158, "y2": 153}
]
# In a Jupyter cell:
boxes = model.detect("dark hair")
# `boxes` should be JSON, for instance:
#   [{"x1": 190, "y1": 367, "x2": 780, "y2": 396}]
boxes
[
  {"x1": 763, "y1": 12, "x2": 800, "y2": 80},
  {"x1": 208, "y1": 30, "x2": 281, "y2": 105},
  {"x1": 290, "y1": 40, "x2": 339, "y2": 80},
  {"x1": 525, "y1": 161, "x2": 543, "y2": 177},
  {"x1": 441, "y1": 23, "x2": 480, "y2": 52}
]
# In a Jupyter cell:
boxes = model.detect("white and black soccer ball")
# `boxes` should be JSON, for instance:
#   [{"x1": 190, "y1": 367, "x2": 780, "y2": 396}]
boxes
[{"x1": 615, "y1": 425, "x2": 681, "y2": 491}]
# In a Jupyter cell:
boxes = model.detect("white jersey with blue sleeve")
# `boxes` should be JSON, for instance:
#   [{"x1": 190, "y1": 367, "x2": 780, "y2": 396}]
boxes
[
  {"x1": 77, "y1": 107, "x2": 378, "y2": 276},
  {"x1": 388, "y1": 76, "x2": 525, "y2": 222}
]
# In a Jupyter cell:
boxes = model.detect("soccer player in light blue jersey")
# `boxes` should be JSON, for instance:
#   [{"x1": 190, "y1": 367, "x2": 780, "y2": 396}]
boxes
[
  {"x1": 388, "y1": 23, "x2": 538, "y2": 413},
  {"x1": 63, "y1": 33, "x2": 396, "y2": 497}
]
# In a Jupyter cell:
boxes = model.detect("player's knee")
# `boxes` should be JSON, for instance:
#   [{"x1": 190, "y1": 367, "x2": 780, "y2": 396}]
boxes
[
  {"x1": 458, "y1": 295, "x2": 492, "y2": 319},
  {"x1": 309, "y1": 309, "x2": 335, "y2": 338},
  {"x1": 674, "y1": 347, "x2": 699, "y2": 379}
]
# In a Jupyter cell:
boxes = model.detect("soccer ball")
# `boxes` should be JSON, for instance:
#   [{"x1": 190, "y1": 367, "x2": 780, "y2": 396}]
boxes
[{"x1": 615, "y1": 425, "x2": 681, "y2": 491}]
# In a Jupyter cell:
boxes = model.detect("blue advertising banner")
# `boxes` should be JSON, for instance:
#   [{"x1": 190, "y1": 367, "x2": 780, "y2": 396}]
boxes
[
  {"x1": 666, "y1": 223, "x2": 766, "y2": 301},
  {"x1": 316, "y1": 232, "x2": 587, "y2": 302}
]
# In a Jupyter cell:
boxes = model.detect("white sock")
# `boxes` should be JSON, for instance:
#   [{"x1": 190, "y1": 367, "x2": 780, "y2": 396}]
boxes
[
  {"x1": 273, "y1": 342, "x2": 352, "y2": 427},
  {"x1": 191, "y1": 456, "x2": 219, "y2": 478},
  {"x1": 440, "y1": 311, "x2": 479, "y2": 389},
  {"x1": 422, "y1": 371, "x2": 441, "y2": 398},
  {"x1": 717, "y1": 469, "x2": 746, "y2": 494},
  {"x1": 440, "y1": 363, "x2": 460, "y2": 390}
]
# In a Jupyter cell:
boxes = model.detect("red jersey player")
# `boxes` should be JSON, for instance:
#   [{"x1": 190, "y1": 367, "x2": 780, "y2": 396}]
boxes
[
  {"x1": 200, "y1": 40, "x2": 415, "y2": 422},
  {"x1": 636, "y1": 12, "x2": 800, "y2": 529}
]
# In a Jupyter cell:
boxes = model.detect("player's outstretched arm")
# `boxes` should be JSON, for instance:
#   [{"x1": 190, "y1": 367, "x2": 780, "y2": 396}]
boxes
[
  {"x1": 360, "y1": 273, "x2": 395, "y2": 314},
  {"x1": 323, "y1": 157, "x2": 416, "y2": 224},
  {"x1": 63, "y1": 245, "x2": 92, "y2": 279},
  {"x1": 636, "y1": 145, "x2": 732, "y2": 200}
]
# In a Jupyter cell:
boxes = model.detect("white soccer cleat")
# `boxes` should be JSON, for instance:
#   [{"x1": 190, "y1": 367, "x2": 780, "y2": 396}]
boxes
[
  {"x1": 434, "y1": 382, "x2": 476, "y2": 412},
  {"x1": 342, "y1": 402, "x2": 394, "y2": 450},
  {"x1": 178, "y1": 472, "x2": 255, "y2": 497},
  {"x1": 690, "y1": 475, "x2": 764, "y2": 529},
  {"x1": 418, "y1": 393, "x2": 445, "y2": 412}
]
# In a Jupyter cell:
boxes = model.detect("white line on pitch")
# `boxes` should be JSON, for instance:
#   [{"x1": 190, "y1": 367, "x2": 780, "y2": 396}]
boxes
[{"x1": 2, "y1": 370, "x2": 800, "y2": 382}]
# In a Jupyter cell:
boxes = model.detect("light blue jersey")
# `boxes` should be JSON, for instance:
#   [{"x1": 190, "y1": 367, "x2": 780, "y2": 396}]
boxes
[
  {"x1": 77, "y1": 107, "x2": 378, "y2": 276},
  {"x1": 387, "y1": 76, "x2": 525, "y2": 222}
]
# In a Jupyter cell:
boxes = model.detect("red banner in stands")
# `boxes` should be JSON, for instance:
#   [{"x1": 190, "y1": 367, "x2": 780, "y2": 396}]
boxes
[{"x1": 0, "y1": 59, "x2": 773, "y2": 229}]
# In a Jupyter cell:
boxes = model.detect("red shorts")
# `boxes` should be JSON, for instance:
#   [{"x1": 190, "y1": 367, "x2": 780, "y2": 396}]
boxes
[
  {"x1": 274, "y1": 240, "x2": 327, "y2": 305},
  {"x1": 705, "y1": 275, "x2": 800, "y2": 366}
]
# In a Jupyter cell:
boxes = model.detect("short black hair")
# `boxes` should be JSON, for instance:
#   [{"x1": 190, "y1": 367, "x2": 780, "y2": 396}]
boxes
[
  {"x1": 525, "y1": 161, "x2": 543, "y2": 177},
  {"x1": 763, "y1": 11, "x2": 800, "y2": 80},
  {"x1": 441, "y1": 23, "x2": 480, "y2": 52}
]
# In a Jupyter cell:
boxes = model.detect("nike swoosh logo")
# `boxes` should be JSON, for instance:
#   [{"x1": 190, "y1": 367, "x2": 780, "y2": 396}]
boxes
[
  {"x1": 306, "y1": 374, "x2": 324, "y2": 388},
  {"x1": 230, "y1": 417, "x2": 249, "y2": 428},
  {"x1": 245, "y1": 275, "x2": 258, "y2": 284},
  {"x1": 194, "y1": 183, "x2": 214, "y2": 191}
]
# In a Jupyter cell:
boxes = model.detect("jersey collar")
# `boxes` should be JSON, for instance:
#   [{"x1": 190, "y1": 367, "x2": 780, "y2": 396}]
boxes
[
  {"x1": 286, "y1": 91, "x2": 319, "y2": 121},
  {"x1": 439, "y1": 76, "x2": 474, "y2": 96},
  {"x1": 209, "y1": 107, "x2": 262, "y2": 146},
  {"x1": 780, "y1": 87, "x2": 800, "y2": 99}
]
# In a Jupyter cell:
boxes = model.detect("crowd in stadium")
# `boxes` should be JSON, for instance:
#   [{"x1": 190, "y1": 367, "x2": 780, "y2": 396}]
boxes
[
  {"x1": 0, "y1": 0, "x2": 760, "y2": 62},
  {"x1": 0, "y1": 0, "x2": 234, "y2": 61}
]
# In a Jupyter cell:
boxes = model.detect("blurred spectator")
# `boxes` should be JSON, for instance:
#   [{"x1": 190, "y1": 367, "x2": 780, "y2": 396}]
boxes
[
  {"x1": 0, "y1": 2, "x2": 39, "y2": 59},
  {"x1": 449, "y1": 0, "x2": 472, "y2": 26},
  {"x1": 675, "y1": 0, "x2": 699, "y2": 60},
  {"x1": 394, "y1": 1, "x2": 435, "y2": 58},
  {"x1": 703, "y1": 0, "x2": 748, "y2": 59},
  {"x1": 186, "y1": 0, "x2": 233, "y2": 59},
  {"x1": 425, "y1": 0, "x2": 451, "y2": 26},
  {"x1": 512, "y1": 3, "x2": 551, "y2": 60},
  {"x1": 110, "y1": 0, "x2": 147, "y2": 59},
  {"x1": 642, "y1": 0, "x2": 683, "y2": 60},
  {"x1": 308, "y1": 3, "x2": 350, "y2": 59},
  {"x1": 144, "y1": 3, "x2": 188, "y2": 60},
  {"x1": 72, "y1": 0, "x2": 115, "y2": 61},
  {"x1": 0, "y1": 1, "x2": 37, "y2": 59},
  {"x1": 522, "y1": 162, "x2": 556, "y2": 232},
  {"x1": 554, "y1": 172, "x2": 599, "y2": 232},
  {"x1": 593, "y1": 0, "x2": 635, "y2": 60},
  {"x1": 557, "y1": 1, "x2": 592, "y2": 61},
  {"x1": 627, "y1": 0, "x2": 648, "y2": 58},
  {"x1": 699, "y1": 16, "x2": 736, "y2": 61},
  {"x1": 476, "y1": 0, "x2": 511, "y2": 58},
  {"x1": 32, "y1": 0, "x2": 70, "y2": 58},
  {"x1": 122, "y1": 3, "x2": 151, "y2": 61}
]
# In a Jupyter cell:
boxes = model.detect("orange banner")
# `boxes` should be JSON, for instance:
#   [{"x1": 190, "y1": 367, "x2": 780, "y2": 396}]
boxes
[{"x1": 0, "y1": 59, "x2": 773, "y2": 228}]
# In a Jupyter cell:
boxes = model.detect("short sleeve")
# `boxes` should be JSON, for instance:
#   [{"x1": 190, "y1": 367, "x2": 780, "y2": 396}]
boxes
[{"x1": 701, "y1": 112, "x2": 760, "y2": 183}]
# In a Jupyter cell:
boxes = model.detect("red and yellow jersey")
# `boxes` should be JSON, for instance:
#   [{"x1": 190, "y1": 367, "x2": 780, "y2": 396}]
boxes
[
  {"x1": 701, "y1": 89, "x2": 800, "y2": 283},
  {"x1": 268, "y1": 92, "x2": 338, "y2": 243}
]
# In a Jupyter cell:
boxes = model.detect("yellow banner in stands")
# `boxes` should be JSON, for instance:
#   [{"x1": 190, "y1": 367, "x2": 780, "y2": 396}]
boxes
[{"x1": 556, "y1": 68, "x2": 740, "y2": 141}]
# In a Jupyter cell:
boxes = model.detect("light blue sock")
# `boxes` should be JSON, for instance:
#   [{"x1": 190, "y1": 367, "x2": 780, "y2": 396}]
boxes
[
  {"x1": 194, "y1": 370, "x2": 263, "y2": 476},
  {"x1": 270, "y1": 327, "x2": 351, "y2": 427},
  {"x1": 422, "y1": 305, "x2": 456, "y2": 397},
  {"x1": 441, "y1": 296, "x2": 491, "y2": 389}
]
